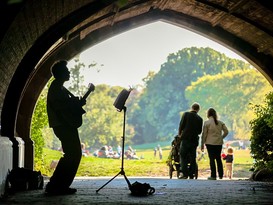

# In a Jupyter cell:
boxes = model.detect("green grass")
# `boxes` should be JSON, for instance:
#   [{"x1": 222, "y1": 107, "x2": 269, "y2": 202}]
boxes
[
  {"x1": 40, "y1": 147, "x2": 253, "y2": 179},
  {"x1": 133, "y1": 141, "x2": 172, "y2": 150},
  {"x1": 196, "y1": 149, "x2": 253, "y2": 178}
]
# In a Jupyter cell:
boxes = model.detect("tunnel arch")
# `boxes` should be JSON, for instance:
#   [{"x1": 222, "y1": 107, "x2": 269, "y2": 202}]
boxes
[{"x1": 1, "y1": 1, "x2": 273, "y2": 169}]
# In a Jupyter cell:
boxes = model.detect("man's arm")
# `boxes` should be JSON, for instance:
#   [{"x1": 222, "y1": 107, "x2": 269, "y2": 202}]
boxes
[
  {"x1": 222, "y1": 123, "x2": 229, "y2": 139},
  {"x1": 201, "y1": 123, "x2": 207, "y2": 151},
  {"x1": 178, "y1": 112, "x2": 187, "y2": 137},
  {"x1": 197, "y1": 118, "x2": 203, "y2": 135}
]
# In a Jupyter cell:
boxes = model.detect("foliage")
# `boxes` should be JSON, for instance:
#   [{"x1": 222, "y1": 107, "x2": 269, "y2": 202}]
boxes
[
  {"x1": 250, "y1": 91, "x2": 273, "y2": 171},
  {"x1": 31, "y1": 91, "x2": 47, "y2": 160},
  {"x1": 79, "y1": 84, "x2": 134, "y2": 149},
  {"x1": 129, "y1": 47, "x2": 252, "y2": 144},
  {"x1": 186, "y1": 69, "x2": 271, "y2": 140},
  {"x1": 37, "y1": 148, "x2": 62, "y2": 177},
  {"x1": 67, "y1": 56, "x2": 93, "y2": 96},
  {"x1": 31, "y1": 46, "x2": 270, "y2": 171}
]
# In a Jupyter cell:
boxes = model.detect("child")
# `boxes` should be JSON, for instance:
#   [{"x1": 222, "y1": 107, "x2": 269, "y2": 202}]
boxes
[{"x1": 223, "y1": 147, "x2": 234, "y2": 179}]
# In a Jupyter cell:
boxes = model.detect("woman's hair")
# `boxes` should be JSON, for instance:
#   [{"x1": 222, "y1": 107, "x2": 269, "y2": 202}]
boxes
[{"x1": 207, "y1": 107, "x2": 218, "y2": 125}]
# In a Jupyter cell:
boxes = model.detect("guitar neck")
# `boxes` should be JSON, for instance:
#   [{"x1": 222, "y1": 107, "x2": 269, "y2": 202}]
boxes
[
  {"x1": 82, "y1": 83, "x2": 94, "y2": 100},
  {"x1": 82, "y1": 89, "x2": 92, "y2": 100}
]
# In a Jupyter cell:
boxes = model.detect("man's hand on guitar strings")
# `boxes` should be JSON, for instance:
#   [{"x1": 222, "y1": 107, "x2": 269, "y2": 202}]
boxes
[{"x1": 80, "y1": 98, "x2": 86, "y2": 106}]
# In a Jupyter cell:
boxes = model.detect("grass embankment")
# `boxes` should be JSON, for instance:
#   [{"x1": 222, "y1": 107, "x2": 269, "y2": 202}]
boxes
[{"x1": 41, "y1": 147, "x2": 253, "y2": 179}]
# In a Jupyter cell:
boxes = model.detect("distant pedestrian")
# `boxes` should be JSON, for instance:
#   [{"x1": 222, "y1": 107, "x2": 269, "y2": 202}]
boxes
[
  {"x1": 239, "y1": 141, "x2": 244, "y2": 150},
  {"x1": 158, "y1": 146, "x2": 163, "y2": 160},
  {"x1": 154, "y1": 147, "x2": 157, "y2": 158},
  {"x1": 117, "y1": 145, "x2": 122, "y2": 156}
]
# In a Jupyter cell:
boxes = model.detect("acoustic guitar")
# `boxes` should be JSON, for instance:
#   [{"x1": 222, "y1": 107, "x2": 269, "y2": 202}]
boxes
[{"x1": 65, "y1": 83, "x2": 95, "y2": 128}]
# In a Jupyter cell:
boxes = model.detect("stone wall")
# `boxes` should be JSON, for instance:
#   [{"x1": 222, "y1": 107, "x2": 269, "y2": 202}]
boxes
[{"x1": 0, "y1": 137, "x2": 13, "y2": 198}]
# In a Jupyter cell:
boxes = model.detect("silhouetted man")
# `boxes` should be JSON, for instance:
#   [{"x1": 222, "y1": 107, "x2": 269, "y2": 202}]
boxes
[
  {"x1": 45, "y1": 60, "x2": 94, "y2": 195},
  {"x1": 178, "y1": 102, "x2": 203, "y2": 179}
]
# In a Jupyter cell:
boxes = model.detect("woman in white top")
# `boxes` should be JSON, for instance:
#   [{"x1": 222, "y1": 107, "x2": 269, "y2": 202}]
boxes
[{"x1": 201, "y1": 108, "x2": 228, "y2": 180}]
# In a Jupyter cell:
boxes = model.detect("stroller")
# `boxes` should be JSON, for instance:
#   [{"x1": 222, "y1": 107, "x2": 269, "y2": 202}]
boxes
[{"x1": 167, "y1": 135, "x2": 198, "y2": 179}]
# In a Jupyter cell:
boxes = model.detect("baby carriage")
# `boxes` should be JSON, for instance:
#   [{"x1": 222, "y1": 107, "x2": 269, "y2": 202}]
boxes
[{"x1": 167, "y1": 135, "x2": 198, "y2": 179}]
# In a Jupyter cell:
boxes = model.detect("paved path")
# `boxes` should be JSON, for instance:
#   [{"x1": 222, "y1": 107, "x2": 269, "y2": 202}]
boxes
[{"x1": 1, "y1": 177, "x2": 273, "y2": 205}]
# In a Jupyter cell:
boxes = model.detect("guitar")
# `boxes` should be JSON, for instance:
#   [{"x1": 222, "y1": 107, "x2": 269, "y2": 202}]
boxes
[{"x1": 65, "y1": 83, "x2": 95, "y2": 128}]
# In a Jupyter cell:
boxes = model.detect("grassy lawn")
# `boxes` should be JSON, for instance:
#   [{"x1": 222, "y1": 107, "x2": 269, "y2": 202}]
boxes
[
  {"x1": 196, "y1": 149, "x2": 253, "y2": 178},
  {"x1": 41, "y1": 147, "x2": 253, "y2": 179}
]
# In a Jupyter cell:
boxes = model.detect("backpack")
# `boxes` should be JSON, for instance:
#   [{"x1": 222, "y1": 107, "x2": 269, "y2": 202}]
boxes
[{"x1": 8, "y1": 167, "x2": 44, "y2": 192}]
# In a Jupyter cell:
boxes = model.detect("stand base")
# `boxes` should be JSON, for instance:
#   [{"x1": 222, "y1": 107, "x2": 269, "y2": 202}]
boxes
[{"x1": 96, "y1": 169, "x2": 131, "y2": 193}]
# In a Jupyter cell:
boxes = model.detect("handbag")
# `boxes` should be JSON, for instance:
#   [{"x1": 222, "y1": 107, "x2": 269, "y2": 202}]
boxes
[{"x1": 129, "y1": 181, "x2": 155, "y2": 196}]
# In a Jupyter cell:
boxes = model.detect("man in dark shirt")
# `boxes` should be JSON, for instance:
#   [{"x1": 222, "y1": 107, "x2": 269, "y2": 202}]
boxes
[
  {"x1": 46, "y1": 60, "x2": 94, "y2": 195},
  {"x1": 178, "y1": 102, "x2": 203, "y2": 179}
]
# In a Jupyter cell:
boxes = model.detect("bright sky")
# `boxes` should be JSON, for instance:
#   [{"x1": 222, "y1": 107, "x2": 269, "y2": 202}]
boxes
[{"x1": 70, "y1": 21, "x2": 245, "y2": 88}]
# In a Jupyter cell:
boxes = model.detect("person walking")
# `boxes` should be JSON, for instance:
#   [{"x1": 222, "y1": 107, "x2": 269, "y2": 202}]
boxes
[
  {"x1": 178, "y1": 102, "x2": 203, "y2": 179},
  {"x1": 46, "y1": 60, "x2": 95, "y2": 195},
  {"x1": 201, "y1": 107, "x2": 228, "y2": 180},
  {"x1": 158, "y1": 146, "x2": 163, "y2": 160},
  {"x1": 154, "y1": 147, "x2": 157, "y2": 158}
]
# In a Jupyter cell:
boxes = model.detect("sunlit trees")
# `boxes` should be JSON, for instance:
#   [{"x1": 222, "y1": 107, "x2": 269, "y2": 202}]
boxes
[
  {"x1": 250, "y1": 91, "x2": 273, "y2": 172},
  {"x1": 185, "y1": 69, "x2": 271, "y2": 140},
  {"x1": 79, "y1": 84, "x2": 134, "y2": 149},
  {"x1": 129, "y1": 47, "x2": 252, "y2": 144},
  {"x1": 31, "y1": 47, "x2": 271, "y2": 156}
]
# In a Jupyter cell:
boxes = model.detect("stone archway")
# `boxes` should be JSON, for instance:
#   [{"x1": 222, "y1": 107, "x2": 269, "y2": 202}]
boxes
[{"x1": 1, "y1": 0, "x2": 273, "y2": 175}]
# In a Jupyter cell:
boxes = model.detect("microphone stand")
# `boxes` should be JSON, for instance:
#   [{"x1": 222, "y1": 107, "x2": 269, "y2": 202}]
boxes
[{"x1": 96, "y1": 106, "x2": 131, "y2": 193}]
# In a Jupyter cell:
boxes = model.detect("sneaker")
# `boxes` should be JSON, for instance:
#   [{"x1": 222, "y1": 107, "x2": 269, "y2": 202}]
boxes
[
  {"x1": 178, "y1": 173, "x2": 188, "y2": 179},
  {"x1": 207, "y1": 177, "x2": 216, "y2": 180}
]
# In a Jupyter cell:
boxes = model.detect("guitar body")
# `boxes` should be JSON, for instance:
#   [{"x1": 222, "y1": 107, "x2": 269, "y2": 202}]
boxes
[
  {"x1": 65, "y1": 83, "x2": 95, "y2": 128},
  {"x1": 67, "y1": 110, "x2": 85, "y2": 128},
  {"x1": 66, "y1": 98, "x2": 86, "y2": 128}
]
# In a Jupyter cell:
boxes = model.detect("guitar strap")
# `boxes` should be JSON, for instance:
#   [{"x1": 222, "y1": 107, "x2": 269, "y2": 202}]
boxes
[
  {"x1": 63, "y1": 87, "x2": 77, "y2": 98},
  {"x1": 59, "y1": 85, "x2": 93, "y2": 127},
  {"x1": 64, "y1": 84, "x2": 94, "y2": 101}
]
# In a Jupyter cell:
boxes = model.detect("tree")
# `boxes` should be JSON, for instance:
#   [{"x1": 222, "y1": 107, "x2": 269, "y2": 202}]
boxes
[
  {"x1": 31, "y1": 90, "x2": 47, "y2": 159},
  {"x1": 129, "y1": 47, "x2": 251, "y2": 144},
  {"x1": 185, "y1": 69, "x2": 271, "y2": 140},
  {"x1": 250, "y1": 91, "x2": 273, "y2": 171},
  {"x1": 79, "y1": 84, "x2": 134, "y2": 149},
  {"x1": 31, "y1": 82, "x2": 52, "y2": 172}
]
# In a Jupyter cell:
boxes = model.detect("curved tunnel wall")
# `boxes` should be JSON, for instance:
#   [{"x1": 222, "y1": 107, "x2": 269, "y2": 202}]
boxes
[{"x1": 1, "y1": 0, "x2": 273, "y2": 172}]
